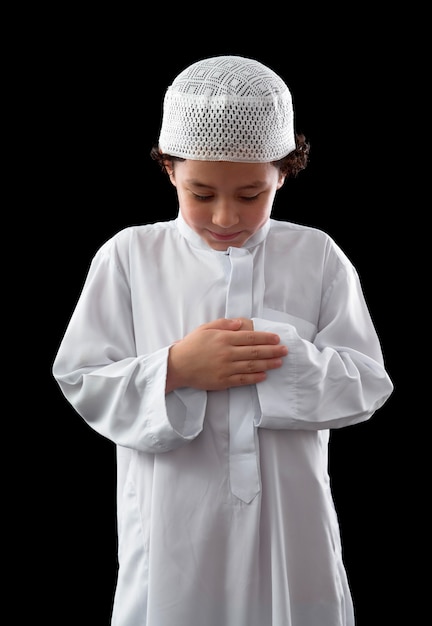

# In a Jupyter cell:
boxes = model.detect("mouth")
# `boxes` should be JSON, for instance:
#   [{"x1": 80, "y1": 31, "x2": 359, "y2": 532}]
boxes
[{"x1": 208, "y1": 230, "x2": 243, "y2": 241}]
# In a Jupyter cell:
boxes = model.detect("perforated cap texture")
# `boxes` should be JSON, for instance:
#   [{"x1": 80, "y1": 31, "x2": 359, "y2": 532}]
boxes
[{"x1": 158, "y1": 56, "x2": 295, "y2": 162}]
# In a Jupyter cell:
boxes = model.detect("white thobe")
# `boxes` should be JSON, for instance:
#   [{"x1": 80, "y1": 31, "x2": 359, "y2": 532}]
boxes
[{"x1": 52, "y1": 213, "x2": 393, "y2": 626}]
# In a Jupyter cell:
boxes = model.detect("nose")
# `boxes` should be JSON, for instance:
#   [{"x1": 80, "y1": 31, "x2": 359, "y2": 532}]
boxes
[{"x1": 211, "y1": 201, "x2": 240, "y2": 229}]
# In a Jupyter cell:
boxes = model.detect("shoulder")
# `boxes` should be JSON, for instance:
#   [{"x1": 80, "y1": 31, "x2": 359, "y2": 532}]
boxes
[
  {"x1": 88, "y1": 220, "x2": 178, "y2": 281},
  {"x1": 268, "y1": 218, "x2": 356, "y2": 273},
  {"x1": 97, "y1": 219, "x2": 177, "y2": 255},
  {"x1": 269, "y1": 218, "x2": 328, "y2": 239},
  {"x1": 268, "y1": 218, "x2": 337, "y2": 252}
]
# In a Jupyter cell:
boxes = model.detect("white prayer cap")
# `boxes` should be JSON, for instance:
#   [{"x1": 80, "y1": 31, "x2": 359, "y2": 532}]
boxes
[{"x1": 158, "y1": 55, "x2": 296, "y2": 163}]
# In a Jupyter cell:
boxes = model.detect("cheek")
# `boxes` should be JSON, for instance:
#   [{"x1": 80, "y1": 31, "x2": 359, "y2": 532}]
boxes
[
  {"x1": 189, "y1": 211, "x2": 205, "y2": 226},
  {"x1": 242, "y1": 204, "x2": 271, "y2": 228},
  {"x1": 181, "y1": 201, "x2": 208, "y2": 226}
]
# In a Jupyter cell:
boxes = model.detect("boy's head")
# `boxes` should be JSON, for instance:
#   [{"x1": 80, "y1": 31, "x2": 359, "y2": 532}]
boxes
[{"x1": 158, "y1": 55, "x2": 295, "y2": 163}]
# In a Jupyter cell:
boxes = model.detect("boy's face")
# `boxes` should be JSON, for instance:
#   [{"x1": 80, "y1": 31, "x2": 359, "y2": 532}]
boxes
[{"x1": 167, "y1": 160, "x2": 285, "y2": 251}]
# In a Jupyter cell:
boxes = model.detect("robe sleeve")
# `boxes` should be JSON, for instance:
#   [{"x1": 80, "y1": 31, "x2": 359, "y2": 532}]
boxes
[
  {"x1": 52, "y1": 236, "x2": 207, "y2": 452},
  {"x1": 252, "y1": 251, "x2": 394, "y2": 431}
]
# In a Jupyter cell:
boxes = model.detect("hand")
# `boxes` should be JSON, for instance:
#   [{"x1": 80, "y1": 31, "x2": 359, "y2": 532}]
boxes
[{"x1": 166, "y1": 318, "x2": 288, "y2": 392}]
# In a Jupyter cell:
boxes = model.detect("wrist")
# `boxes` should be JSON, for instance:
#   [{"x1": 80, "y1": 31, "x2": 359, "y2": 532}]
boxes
[{"x1": 165, "y1": 342, "x2": 184, "y2": 393}]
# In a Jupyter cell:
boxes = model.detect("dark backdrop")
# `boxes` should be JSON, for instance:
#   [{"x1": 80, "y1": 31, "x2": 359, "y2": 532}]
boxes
[{"x1": 37, "y1": 16, "x2": 411, "y2": 626}]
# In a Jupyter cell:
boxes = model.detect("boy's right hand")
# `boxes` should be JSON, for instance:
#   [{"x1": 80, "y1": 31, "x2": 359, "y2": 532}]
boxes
[{"x1": 165, "y1": 317, "x2": 288, "y2": 393}]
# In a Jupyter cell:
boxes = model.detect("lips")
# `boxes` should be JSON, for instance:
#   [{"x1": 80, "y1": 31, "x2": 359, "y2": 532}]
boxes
[{"x1": 209, "y1": 230, "x2": 242, "y2": 241}]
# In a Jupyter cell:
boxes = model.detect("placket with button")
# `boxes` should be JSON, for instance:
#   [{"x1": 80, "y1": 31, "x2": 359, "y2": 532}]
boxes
[{"x1": 224, "y1": 246, "x2": 261, "y2": 503}]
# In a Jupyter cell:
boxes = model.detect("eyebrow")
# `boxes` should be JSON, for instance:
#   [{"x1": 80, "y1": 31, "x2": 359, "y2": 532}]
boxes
[{"x1": 185, "y1": 179, "x2": 266, "y2": 190}]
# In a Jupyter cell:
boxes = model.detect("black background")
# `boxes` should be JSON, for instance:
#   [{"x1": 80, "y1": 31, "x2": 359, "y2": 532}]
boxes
[{"x1": 33, "y1": 11, "x2": 415, "y2": 625}]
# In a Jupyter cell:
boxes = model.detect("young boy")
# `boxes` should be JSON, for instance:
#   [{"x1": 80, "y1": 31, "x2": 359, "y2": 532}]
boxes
[{"x1": 52, "y1": 55, "x2": 393, "y2": 626}]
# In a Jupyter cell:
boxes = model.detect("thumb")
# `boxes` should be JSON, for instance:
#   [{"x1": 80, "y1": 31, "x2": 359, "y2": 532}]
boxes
[{"x1": 202, "y1": 317, "x2": 243, "y2": 331}]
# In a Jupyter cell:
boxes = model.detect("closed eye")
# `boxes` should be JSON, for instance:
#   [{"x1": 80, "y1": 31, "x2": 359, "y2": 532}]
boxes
[
  {"x1": 193, "y1": 194, "x2": 213, "y2": 201},
  {"x1": 191, "y1": 192, "x2": 261, "y2": 202},
  {"x1": 240, "y1": 195, "x2": 260, "y2": 202}
]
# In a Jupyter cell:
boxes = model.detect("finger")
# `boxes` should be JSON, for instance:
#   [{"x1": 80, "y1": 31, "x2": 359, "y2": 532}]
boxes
[
  {"x1": 231, "y1": 330, "x2": 281, "y2": 346},
  {"x1": 231, "y1": 344, "x2": 288, "y2": 361},
  {"x1": 202, "y1": 318, "x2": 242, "y2": 332},
  {"x1": 227, "y1": 371, "x2": 269, "y2": 387},
  {"x1": 231, "y1": 356, "x2": 285, "y2": 374}
]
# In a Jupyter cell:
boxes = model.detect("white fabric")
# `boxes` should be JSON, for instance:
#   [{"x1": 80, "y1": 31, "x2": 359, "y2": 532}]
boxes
[
  {"x1": 224, "y1": 247, "x2": 260, "y2": 502},
  {"x1": 159, "y1": 55, "x2": 295, "y2": 162},
  {"x1": 52, "y1": 213, "x2": 394, "y2": 626}
]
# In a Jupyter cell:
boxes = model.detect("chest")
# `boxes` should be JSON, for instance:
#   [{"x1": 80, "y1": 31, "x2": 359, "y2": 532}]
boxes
[{"x1": 129, "y1": 242, "x2": 321, "y2": 350}]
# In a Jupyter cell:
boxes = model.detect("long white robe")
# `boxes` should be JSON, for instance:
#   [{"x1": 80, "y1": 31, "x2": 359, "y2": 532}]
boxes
[{"x1": 52, "y1": 213, "x2": 393, "y2": 626}]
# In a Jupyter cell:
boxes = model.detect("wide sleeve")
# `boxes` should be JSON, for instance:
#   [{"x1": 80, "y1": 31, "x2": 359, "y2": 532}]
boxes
[
  {"x1": 252, "y1": 251, "x2": 394, "y2": 431},
  {"x1": 52, "y1": 236, "x2": 206, "y2": 452}
]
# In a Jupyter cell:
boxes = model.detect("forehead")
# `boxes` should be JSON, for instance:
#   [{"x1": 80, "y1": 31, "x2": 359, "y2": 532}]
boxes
[{"x1": 174, "y1": 159, "x2": 277, "y2": 182}]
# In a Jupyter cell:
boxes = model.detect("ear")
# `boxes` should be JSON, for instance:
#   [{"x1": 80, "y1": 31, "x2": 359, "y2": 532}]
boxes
[
  {"x1": 165, "y1": 163, "x2": 177, "y2": 187},
  {"x1": 167, "y1": 169, "x2": 176, "y2": 186},
  {"x1": 276, "y1": 174, "x2": 286, "y2": 190}
]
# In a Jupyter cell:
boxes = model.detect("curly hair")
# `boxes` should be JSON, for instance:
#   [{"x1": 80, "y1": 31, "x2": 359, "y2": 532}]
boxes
[{"x1": 150, "y1": 133, "x2": 310, "y2": 179}]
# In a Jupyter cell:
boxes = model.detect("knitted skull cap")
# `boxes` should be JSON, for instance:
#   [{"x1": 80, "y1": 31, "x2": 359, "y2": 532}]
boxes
[{"x1": 158, "y1": 55, "x2": 296, "y2": 162}]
